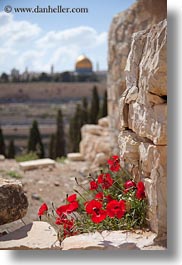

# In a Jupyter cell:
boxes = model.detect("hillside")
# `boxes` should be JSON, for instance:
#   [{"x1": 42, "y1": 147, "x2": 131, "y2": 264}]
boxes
[{"x1": 0, "y1": 82, "x2": 106, "y2": 102}]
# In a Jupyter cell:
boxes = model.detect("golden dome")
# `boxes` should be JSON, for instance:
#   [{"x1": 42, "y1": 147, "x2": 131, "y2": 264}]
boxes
[{"x1": 75, "y1": 55, "x2": 92, "y2": 70}]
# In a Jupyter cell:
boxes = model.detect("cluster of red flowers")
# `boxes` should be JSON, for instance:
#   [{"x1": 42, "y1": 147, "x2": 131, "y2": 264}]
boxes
[
  {"x1": 38, "y1": 154, "x2": 147, "y2": 240},
  {"x1": 107, "y1": 155, "x2": 121, "y2": 172},
  {"x1": 90, "y1": 172, "x2": 114, "y2": 190},
  {"x1": 38, "y1": 194, "x2": 79, "y2": 238}
]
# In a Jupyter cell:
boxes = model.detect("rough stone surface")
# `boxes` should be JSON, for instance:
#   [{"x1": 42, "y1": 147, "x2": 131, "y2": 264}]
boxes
[
  {"x1": 107, "y1": 0, "x2": 166, "y2": 131},
  {"x1": 117, "y1": 19, "x2": 167, "y2": 242},
  {"x1": 79, "y1": 124, "x2": 119, "y2": 165},
  {"x1": 67, "y1": 153, "x2": 84, "y2": 161},
  {"x1": 19, "y1": 158, "x2": 56, "y2": 171},
  {"x1": 98, "y1": 117, "x2": 110, "y2": 127},
  {"x1": 0, "y1": 177, "x2": 28, "y2": 225},
  {"x1": 61, "y1": 230, "x2": 166, "y2": 250},
  {"x1": 0, "y1": 221, "x2": 60, "y2": 250}
]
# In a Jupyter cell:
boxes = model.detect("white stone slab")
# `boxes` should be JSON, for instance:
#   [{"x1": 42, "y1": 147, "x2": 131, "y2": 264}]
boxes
[
  {"x1": 19, "y1": 158, "x2": 56, "y2": 171},
  {"x1": 0, "y1": 221, "x2": 60, "y2": 250},
  {"x1": 61, "y1": 230, "x2": 166, "y2": 250},
  {"x1": 67, "y1": 153, "x2": 84, "y2": 161}
]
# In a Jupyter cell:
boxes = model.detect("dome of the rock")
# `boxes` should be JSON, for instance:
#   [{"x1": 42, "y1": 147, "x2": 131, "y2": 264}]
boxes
[{"x1": 75, "y1": 55, "x2": 93, "y2": 74}]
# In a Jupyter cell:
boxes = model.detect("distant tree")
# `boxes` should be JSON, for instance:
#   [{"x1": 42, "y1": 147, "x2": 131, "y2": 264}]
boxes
[
  {"x1": 49, "y1": 134, "x2": 56, "y2": 159},
  {"x1": 27, "y1": 120, "x2": 44, "y2": 158},
  {"x1": 89, "y1": 85, "x2": 100, "y2": 124},
  {"x1": 1, "y1": 72, "x2": 9, "y2": 82},
  {"x1": 0, "y1": 127, "x2": 6, "y2": 156},
  {"x1": 55, "y1": 109, "x2": 66, "y2": 158},
  {"x1": 69, "y1": 104, "x2": 83, "y2": 152},
  {"x1": 60, "y1": 71, "x2": 72, "y2": 82},
  {"x1": 39, "y1": 72, "x2": 50, "y2": 82},
  {"x1": 7, "y1": 139, "x2": 15, "y2": 158},
  {"x1": 81, "y1": 97, "x2": 89, "y2": 124},
  {"x1": 99, "y1": 90, "x2": 108, "y2": 118}
]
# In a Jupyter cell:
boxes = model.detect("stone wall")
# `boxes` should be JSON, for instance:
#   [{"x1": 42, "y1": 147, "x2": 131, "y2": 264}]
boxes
[
  {"x1": 108, "y1": 0, "x2": 167, "y2": 242},
  {"x1": 79, "y1": 117, "x2": 119, "y2": 169},
  {"x1": 118, "y1": 19, "x2": 167, "y2": 241},
  {"x1": 107, "y1": 0, "x2": 167, "y2": 130}
]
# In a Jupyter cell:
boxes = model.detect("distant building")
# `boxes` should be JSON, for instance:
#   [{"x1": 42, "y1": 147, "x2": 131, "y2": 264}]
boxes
[
  {"x1": 75, "y1": 55, "x2": 93, "y2": 75},
  {"x1": 10, "y1": 68, "x2": 20, "y2": 81}
]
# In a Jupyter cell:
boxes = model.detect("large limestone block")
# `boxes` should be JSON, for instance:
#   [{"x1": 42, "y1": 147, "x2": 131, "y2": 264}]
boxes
[
  {"x1": 0, "y1": 178, "x2": 28, "y2": 225},
  {"x1": 61, "y1": 230, "x2": 164, "y2": 250},
  {"x1": 98, "y1": 117, "x2": 110, "y2": 127},
  {"x1": 19, "y1": 158, "x2": 56, "y2": 171},
  {"x1": 139, "y1": 143, "x2": 167, "y2": 176},
  {"x1": 0, "y1": 221, "x2": 60, "y2": 250},
  {"x1": 80, "y1": 134, "x2": 114, "y2": 163},
  {"x1": 139, "y1": 19, "x2": 167, "y2": 98},
  {"x1": 128, "y1": 102, "x2": 167, "y2": 145},
  {"x1": 81, "y1": 124, "x2": 109, "y2": 137},
  {"x1": 125, "y1": 30, "x2": 148, "y2": 90},
  {"x1": 125, "y1": 20, "x2": 167, "y2": 102},
  {"x1": 118, "y1": 130, "x2": 140, "y2": 164},
  {"x1": 92, "y1": 152, "x2": 108, "y2": 167},
  {"x1": 139, "y1": 143, "x2": 167, "y2": 238}
]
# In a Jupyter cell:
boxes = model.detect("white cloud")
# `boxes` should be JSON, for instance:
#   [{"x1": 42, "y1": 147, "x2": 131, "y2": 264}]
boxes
[
  {"x1": 0, "y1": 13, "x2": 41, "y2": 48},
  {"x1": 36, "y1": 26, "x2": 107, "y2": 50},
  {"x1": 0, "y1": 12, "x2": 107, "y2": 73}
]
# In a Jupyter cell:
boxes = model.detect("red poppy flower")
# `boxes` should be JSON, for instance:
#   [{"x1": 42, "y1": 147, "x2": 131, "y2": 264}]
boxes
[
  {"x1": 123, "y1": 180, "x2": 136, "y2": 193},
  {"x1": 85, "y1": 199, "x2": 107, "y2": 223},
  {"x1": 95, "y1": 192, "x2": 103, "y2": 200},
  {"x1": 67, "y1": 201, "x2": 79, "y2": 213},
  {"x1": 55, "y1": 217, "x2": 65, "y2": 225},
  {"x1": 106, "y1": 200, "x2": 126, "y2": 219},
  {"x1": 67, "y1": 194, "x2": 77, "y2": 203},
  {"x1": 105, "y1": 195, "x2": 113, "y2": 203},
  {"x1": 38, "y1": 203, "x2": 48, "y2": 216},
  {"x1": 56, "y1": 204, "x2": 69, "y2": 216},
  {"x1": 97, "y1": 173, "x2": 114, "y2": 189},
  {"x1": 136, "y1": 181, "x2": 146, "y2": 200},
  {"x1": 107, "y1": 155, "x2": 120, "y2": 172},
  {"x1": 91, "y1": 209, "x2": 107, "y2": 223},
  {"x1": 90, "y1": 180, "x2": 98, "y2": 190}
]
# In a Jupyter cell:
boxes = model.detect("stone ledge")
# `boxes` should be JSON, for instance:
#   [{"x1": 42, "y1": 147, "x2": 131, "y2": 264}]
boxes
[
  {"x1": 0, "y1": 222, "x2": 166, "y2": 250},
  {"x1": 0, "y1": 221, "x2": 60, "y2": 250},
  {"x1": 61, "y1": 230, "x2": 166, "y2": 250},
  {"x1": 19, "y1": 158, "x2": 56, "y2": 171}
]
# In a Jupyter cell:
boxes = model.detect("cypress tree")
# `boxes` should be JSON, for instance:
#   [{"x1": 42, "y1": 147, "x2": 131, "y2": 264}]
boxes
[
  {"x1": 0, "y1": 127, "x2": 6, "y2": 156},
  {"x1": 100, "y1": 90, "x2": 108, "y2": 118},
  {"x1": 55, "y1": 109, "x2": 66, "y2": 158},
  {"x1": 89, "y1": 85, "x2": 100, "y2": 124},
  {"x1": 49, "y1": 134, "x2": 56, "y2": 160},
  {"x1": 69, "y1": 104, "x2": 82, "y2": 152},
  {"x1": 27, "y1": 120, "x2": 44, "y2": 158},
  {"x1": 7, "y1": 139, "x2": 15, "y2": 158},
  {"x1": 81, "y1": 97, "x2": 89, "y2": 124}
]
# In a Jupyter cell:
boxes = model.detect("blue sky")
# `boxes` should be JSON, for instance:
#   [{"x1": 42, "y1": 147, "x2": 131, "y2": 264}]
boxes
[{"x1": 0, "y1": 0, "x2": 136, "y2": 74}]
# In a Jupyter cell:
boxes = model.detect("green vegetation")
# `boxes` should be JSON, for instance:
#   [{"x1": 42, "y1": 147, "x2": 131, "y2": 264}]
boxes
[
  {"x1": 49, "y1": 134, "x2": 56, "y2": 159},
  {"x1": 56, "y1": 156, "x2": 66, "y2": 163},
  {"x1": 0, "y1": 127, "x2": 6, "y2": 156},
  {"x1": 7, "y1": 139, "x2": 16, "y2": 158},
  {"x1": 69, "y1": 104, "x2": 83, "y2": 152},
  {"x1": 49, "y1": 109, "x2": 66, "y2": 159},
  {"x1": 27, "y1": 120, "x2": 45, "y2": 158},
  {"x1": 89, "y1": 85, "x2": 100, "y2": 124},
  {"x1": 15, "y1": 152, "x2": 39, "y2": 162},
  {"x1": 55, "y1": 109, "x2": 66, "y2": 158},
  {"x1": 7, "y1": 170, "x2": 23, "y2": 179},
  {"x1": 100, "y1": 90, "x2": 108, "y2": 118}
]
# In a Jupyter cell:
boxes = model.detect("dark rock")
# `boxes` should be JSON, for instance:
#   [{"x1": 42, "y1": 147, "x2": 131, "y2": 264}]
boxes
[{"x1": 0, "y1": 178, "x2": 28, "y2": 225}]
